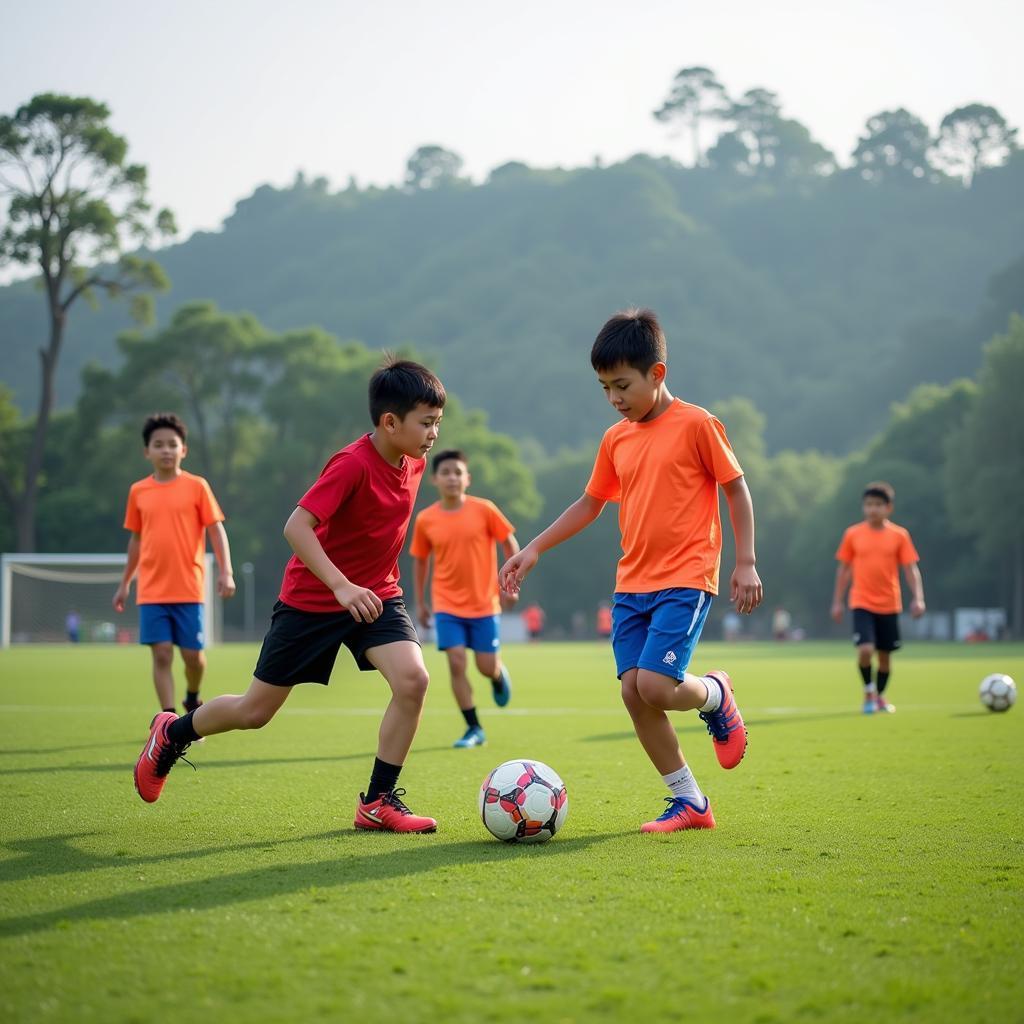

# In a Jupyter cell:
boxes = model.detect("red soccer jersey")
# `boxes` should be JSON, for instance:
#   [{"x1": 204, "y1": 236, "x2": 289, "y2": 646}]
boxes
[{"x1": 279, "y1": 434, "x2": 426, "y2": 612}]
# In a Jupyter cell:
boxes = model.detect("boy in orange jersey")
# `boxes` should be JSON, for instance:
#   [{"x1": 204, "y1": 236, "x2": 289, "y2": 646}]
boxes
[
  {"x1": 501, "y1": 308, "x2": 762, "y2": 834},
  {"x1": 410, "y1": 449, "x2": 519, "y2": 748},
  {"x1": 113, "y1": 413, "x2": 236, "y2": 715},
  {"x1": 132, "y1": 360, "x2": 447, "y2": 834},
  {"x1": 831, "y1": 481, "x2": 925, "y2": 714}
]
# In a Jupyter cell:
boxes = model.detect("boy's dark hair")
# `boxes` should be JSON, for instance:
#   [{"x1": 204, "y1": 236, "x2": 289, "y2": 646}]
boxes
[
  {"x1": 142, "y1": 413, "x2": 187, "y2": 445},
  {"x1": 591, "y1": 307, "x2": 667, "y2": 374},
  {"x1": 432, "y1": 449, "x2": 466, "y2": 473},
  {"x1": 369, "y1": 357, "x2": 446, "y2": 424},
  {"x1": 863, "y1": 481, "x2": 895, "y2": 504}
]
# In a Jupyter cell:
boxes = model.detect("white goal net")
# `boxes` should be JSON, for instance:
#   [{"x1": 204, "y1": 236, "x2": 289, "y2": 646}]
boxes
[{"x1": 1, "y1": 553, "x2": 220, "y2": 647}]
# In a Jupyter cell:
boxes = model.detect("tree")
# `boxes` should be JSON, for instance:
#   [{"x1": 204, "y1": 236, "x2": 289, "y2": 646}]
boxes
[
  {"x1": 706, "y1": 130, "x2": 752, "y2": 173},
  {"x1": 727, "y1": 88, "x2": 783, "y2": 170},
  {"x1": 0, "y1": 94, "x2": 174, "y2": 550},
  {"x1": 405, "y1": 145, "x2": 464, "y2": 190},
  {"x1": 771, "y1": 118, "x2": 836, "y2": 179},
  {"x1": 935, "y1": 104, "x2": 1018, "y2": 185},
  {"x1": 852, "y1": 108, "x2": 933, "y2": 182},
  {"x1": 653, "y1": 66, "x2": 729, "y2": 167}
]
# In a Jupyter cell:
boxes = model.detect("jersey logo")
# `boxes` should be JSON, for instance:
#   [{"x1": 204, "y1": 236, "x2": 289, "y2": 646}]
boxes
[{"x1": 663, "y1": 650, "x2": 677, "y2": 666}]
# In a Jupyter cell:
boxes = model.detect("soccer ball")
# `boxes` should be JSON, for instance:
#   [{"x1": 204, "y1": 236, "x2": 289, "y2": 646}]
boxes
[
  {"x1": 479, "y1": 759, "x2": 568, "y2": 843},
  {"x1": 979, "y1": 673, "x2": 1016, "y2": 713}
]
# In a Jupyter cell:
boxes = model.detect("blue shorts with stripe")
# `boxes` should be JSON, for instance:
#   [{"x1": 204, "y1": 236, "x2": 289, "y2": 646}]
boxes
[{"x1": 611, "y1": 588, "x2": 712, "y2": 680}]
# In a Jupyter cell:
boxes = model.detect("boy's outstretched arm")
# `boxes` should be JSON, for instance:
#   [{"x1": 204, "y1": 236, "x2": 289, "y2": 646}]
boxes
[
  {"x1": 831, "y1": 563, "x2": 852, "y2": 622},
  {"x1": 283, "y1": 506, "x2": 384, "y2": 622},
  {"x1": 112, "y1": 532, "x2": 141, "y2": 612},
  {"x1": 209, "y1": 522, "x2": 237, "y2": 598},
  {"x1": 499, "y1": 494, "x2": 605, "y2": 594},
  {"x1": 903, "y1": 562, "x2": 926, "y2": 617},
  {"x1": 499, "y1": 534, "x2": 521, "y2": 609},
  {"x1": 722, "y1": 476, "x2": 763, "y2": 615}
]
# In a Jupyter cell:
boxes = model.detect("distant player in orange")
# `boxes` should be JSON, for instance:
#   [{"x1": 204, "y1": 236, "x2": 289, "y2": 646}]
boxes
[
  {"x1": 113, "y1": 413, "x2": 236, "y2": 715},
  {"x1": 522, "y1": 602, "x2": 546, "y2": 641},
  {"x1": 411, "y1": 450, "x2": 519, "y2": 748},
  {"x1": 596, "y1": 602, "x2": 613, "y2": 639},
  {"x1": 831, "y1": 481, "x2": 925, "y2": 714},
  {"x1": 501, "y1": 307, "x2": 762, "y2": 834}
]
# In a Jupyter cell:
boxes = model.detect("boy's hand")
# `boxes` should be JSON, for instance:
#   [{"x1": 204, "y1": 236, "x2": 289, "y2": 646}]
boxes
[
  {"x1": 334, "y1": 581, "x2": 384, "y2": 622},
  {"x1": 730, "y1": 563, "x2": 763, "y2": 615},
  {"x1": 112, "y1": 583, "x2": 129, "y2": 613},
  {"x1": 910, "y1": 598, "x2": 926, "y2": 618},
  {"x1": 500, "y1": 590, "x2": 520, "y2": 612},
  {"x1": 830, "y1": 601, "x2": 845, "y2": 624},
  {"x1": 417, "y1": 604, "x2": 432, "y2": 629},
  {"x1": 218, "y1": 573, "x2": 237, "y2": 598},
  {"x1": 499, "y1": 546, "x2": 539, "y2": 595}
]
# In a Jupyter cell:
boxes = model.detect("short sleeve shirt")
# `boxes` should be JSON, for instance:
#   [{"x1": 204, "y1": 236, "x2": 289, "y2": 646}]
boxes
[
  {"x1": 836, "y1": 521, "x2": 919, "y2": 614},
  {"x1": 279, "y1": 434, "x2": 426, "y2": 612},
  {"x1": 585, "y1": 399, "x2": 743, "y2": 595},
  {"x1": 409, "y1": 496, "x2": 514, "y2": 617},
  {"x1": 124, "y1": 471, "x2": 224, "y2": 604}
]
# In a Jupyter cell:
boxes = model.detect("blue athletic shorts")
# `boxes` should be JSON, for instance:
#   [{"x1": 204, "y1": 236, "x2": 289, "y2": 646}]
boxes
[
  {"x1": 139, "y1": 603, "x2": 205, "y2": 650},
  {"x1": 611, "y1": 588, "x2": 712, "y2": 680},
  {"x1": 434, "y1": 612, "x2": 500, "y2": 653}
]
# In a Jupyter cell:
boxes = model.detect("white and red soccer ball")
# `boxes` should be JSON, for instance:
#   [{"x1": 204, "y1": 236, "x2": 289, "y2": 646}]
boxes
[{"x1": 479, "y1": 759, "x2": 568, "y2": 843}]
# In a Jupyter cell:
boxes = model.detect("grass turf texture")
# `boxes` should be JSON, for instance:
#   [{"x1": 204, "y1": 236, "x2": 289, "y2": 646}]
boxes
[{"x1": 1, "y1": 641, "x2": 1022, "y2": 1024}]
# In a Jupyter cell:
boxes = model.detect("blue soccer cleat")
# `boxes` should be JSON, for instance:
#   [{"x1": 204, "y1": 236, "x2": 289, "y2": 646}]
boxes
[
  {"x1": 453, "y1": 725, "x2": 486, "y2": 748},
  {"x1": 491, "y1": 666, "x2": 512, "y2": 708}
]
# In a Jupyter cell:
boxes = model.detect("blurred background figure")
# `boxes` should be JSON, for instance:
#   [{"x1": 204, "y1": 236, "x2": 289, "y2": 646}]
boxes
[
  {"x1": 772, "y1": 607, "x2": 792, "y2": 641},
  {"x1": 523, "y1": 602, "x2": 546, "y2": 642},
  {"x1": 722, "y1": 610, "x2": 742, "y2": 643},
  {"x1": 596, "y1": 601, "x2": 612, "y2": 639},
  {"x1": 65, "y1": 609, "x2": 81, "y2": 643}
]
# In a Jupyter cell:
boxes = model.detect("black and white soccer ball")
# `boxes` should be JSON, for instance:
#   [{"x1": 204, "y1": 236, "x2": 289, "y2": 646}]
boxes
[
  {"x1": 979, "y1": 673, "x2": 1016, "y2": 713},
  {"x1": 479, "y1": 759, "x2": 568, "y2": 843}
]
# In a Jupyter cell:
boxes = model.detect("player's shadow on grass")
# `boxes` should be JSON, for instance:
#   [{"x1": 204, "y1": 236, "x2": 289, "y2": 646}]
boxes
[
  {"x1": 0, "y1": 740, "x2": 138, "y2": 756},
  {"x1": 0, "y1": 833, "x2": 619, "y2": 938}
]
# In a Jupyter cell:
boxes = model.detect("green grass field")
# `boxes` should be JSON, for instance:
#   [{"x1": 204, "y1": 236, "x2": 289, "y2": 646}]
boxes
[{"x1": 1, "y1": 641, "x2": 1022, "y2": 1024}]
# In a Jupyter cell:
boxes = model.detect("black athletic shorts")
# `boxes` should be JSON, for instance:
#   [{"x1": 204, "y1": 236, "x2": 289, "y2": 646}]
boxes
[
  {"x1": 253, "y1": 598, "x2": 419, "y2": 686},
  {"x1": 851, "y1": 608, "x2": 901, "y2": 653}
]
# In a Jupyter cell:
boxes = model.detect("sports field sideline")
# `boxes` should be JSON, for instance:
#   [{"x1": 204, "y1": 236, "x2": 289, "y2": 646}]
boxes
[{"x1": 1, "y1": 641, "x2": 1022, "y2": 1023}]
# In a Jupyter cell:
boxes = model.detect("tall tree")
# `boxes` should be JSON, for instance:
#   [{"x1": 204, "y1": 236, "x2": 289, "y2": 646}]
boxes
[
  {"x1": 852, "y1": 108, "x2": 933, "y2": 182},
  {"x1": 405, "y1": 145, "x2": 464, "y2": 190},
  {"x1": 653, "y1": 66, "x2": 729, "y2": 167},
  {"x1": 935, "y1": 103, "x2": 1018, "y2": 185},
  {"x1": 727, "y1": 88, "x2": 783, "y2": 170},
  {"x1": 0, "y1": 94, "x2": 174, "y2": 550}
]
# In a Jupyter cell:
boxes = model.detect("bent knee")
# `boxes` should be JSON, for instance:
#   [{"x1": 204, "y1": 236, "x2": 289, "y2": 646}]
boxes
[
  {"x1": 857, "y1": 643, "x2": 875, "y2": 658},
  {"x1": 396, "y1": 667, "x2": 430, "y2": 703},
  {"x1": 636, "y1": 671, "x2": 672, "y2": 709}
]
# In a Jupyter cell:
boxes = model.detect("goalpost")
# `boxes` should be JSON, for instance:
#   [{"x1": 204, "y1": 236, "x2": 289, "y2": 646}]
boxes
[{"x1": 1, "y1": 553, "x2": 221, "y2": 648}]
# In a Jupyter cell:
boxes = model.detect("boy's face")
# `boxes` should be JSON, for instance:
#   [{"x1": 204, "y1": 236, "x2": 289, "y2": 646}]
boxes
[
  {"x1": 596, "y1": 362, "x2": 666, "y2": 422},
  {"x1": 383, "y1": 404, "x2": 443, "y2": 459},
  {"x1": 862, "y1": 496, "x2": 891, "y2": 525},
  {"x1": 144, "y1": 428, "x2": 186, "y2": 473},
  {"x1": 433, "y1": 457, "x2": 470, "y2": 499}
]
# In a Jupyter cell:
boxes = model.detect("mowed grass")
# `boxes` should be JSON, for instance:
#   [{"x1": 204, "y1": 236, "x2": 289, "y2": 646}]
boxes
[{"x1": 1, "y1": 641, "x2": 1022, "y2": 1024}]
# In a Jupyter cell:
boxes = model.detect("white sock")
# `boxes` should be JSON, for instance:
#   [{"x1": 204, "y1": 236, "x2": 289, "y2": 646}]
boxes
[
  {"x1": 698, "y1": 676, "x2": 722, "y2": 713},
  {"x1": 661, "y1": 765, "x2": 705, "y2": 807}
]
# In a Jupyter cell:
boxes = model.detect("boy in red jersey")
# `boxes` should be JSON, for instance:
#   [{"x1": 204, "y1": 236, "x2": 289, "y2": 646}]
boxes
[
  {"x1": 133, "y1": 359, "x2": 446, "y2": 833},
  {"x1": 831, "y1": 481, "x2": 925, "y2": 714},
  {"x1": 501, "y1": 308, "x2": 762, "y2": 834},
  {"x1": 410, "y1": 449, "x2": 519, "y2": 748},
  {"x1": 113, "y1": 413, "x2": 236, "y2": 715}
]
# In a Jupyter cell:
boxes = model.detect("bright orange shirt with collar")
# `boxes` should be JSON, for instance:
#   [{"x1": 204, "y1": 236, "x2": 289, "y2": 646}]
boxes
[
  {"x1": 124, "y1": 471, "x2": 224, "y2": 604},
  {"x1": 409, "y1": 495, "x2": 515, "y2": 617},
  {"x1": 585, "y1": 398, "x2": 744, "y2": 595},
  {"x1": 836, "y1": 520, "x2": 919, "y2": 614}
]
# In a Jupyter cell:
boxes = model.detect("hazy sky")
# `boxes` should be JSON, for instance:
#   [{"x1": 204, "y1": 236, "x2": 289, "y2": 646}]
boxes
[{"x1": 3, "y1": 0, "x2": 1023, "y2": 238}]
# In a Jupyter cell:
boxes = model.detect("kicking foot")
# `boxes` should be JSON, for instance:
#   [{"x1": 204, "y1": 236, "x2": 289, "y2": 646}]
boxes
[
  {"x1": 354, "y1": 789, "x2": 437, "y2": 833},
  {"x1": 491, "y1": 666, "x2": 512, "y2": 707},
  {"x1": 698, "y1": 670, "x2": 747, "y2": 769},
  {"x1": 133, "y1": 712, "x2": 193, "y2": 803},
  {"x1": 453, "y1": 725, "x2": 486, "y2": 748},
  {"x1": 641, "y1": 796, "x2": 716, "y2": 833}
]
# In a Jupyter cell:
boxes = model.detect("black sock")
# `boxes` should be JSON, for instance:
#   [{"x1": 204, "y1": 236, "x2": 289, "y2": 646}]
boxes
[
  {"x1": 365, "y1": 757, "x2": 402, "y2": 802},
  {"x1": 461, "y1": 706, "x2": 481, "y2": 729},
  {"x1": 858, "y1": 664, "x2": 873, "y2": 687},
  {"x1": 162, "y1": 706, "x2": 176, "y2": 713},
  {"x1": 877, "y1": 670, "x2": 890, "y2": 695},
  {"x1": 167, "y1": 710, "x2": 200, "y2": 746}
]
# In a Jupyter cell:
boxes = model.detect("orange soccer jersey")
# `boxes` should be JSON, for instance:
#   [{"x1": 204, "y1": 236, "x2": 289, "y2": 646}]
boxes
[
  {"x1": 585, "y1": 399, "x2": 744, "y2": 595},
  {"x1": 409, "y1": 496, "x2": 514, "y2": 617},
  {"x1": 836, "y1": 521, "x2": 919, "y2": 614},
  {"x1": 124, "y1": 471, "x2": 224, "y2": 604}
]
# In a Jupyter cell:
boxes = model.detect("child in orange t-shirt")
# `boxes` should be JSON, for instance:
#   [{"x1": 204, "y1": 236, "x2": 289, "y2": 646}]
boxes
[
  {"x1": 501, "y1": 308, "x2": 763, "y2": 834},
  {"x1": 831, "y1": 481, "x2": 925, "y2": 714},
  {"x1": 113, "y1": 413, "x2": 236, "y2": 715},
  {"x1": 410, "y1": 449, "x2": 519, "y2": 748}
]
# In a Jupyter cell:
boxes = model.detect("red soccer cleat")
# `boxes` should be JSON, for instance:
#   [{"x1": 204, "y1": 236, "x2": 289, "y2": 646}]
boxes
[
  {"x1": 133, "y1": 712, "x2": 191, "y2": 803},
  {"x1": 698, "y1": 670, "x2": 748, "y2": 769},
  {"x1": 641, "y1": 796, "x2": 716, "y2": 833},
  {"x1": 354, "y1": 788, "x2": 437, "y2": 833}
]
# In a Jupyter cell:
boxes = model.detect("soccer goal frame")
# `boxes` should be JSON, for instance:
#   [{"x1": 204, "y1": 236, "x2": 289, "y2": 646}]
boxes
[{"x1": 1, "y1": 552, "x2": 220, "y2": 648}]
